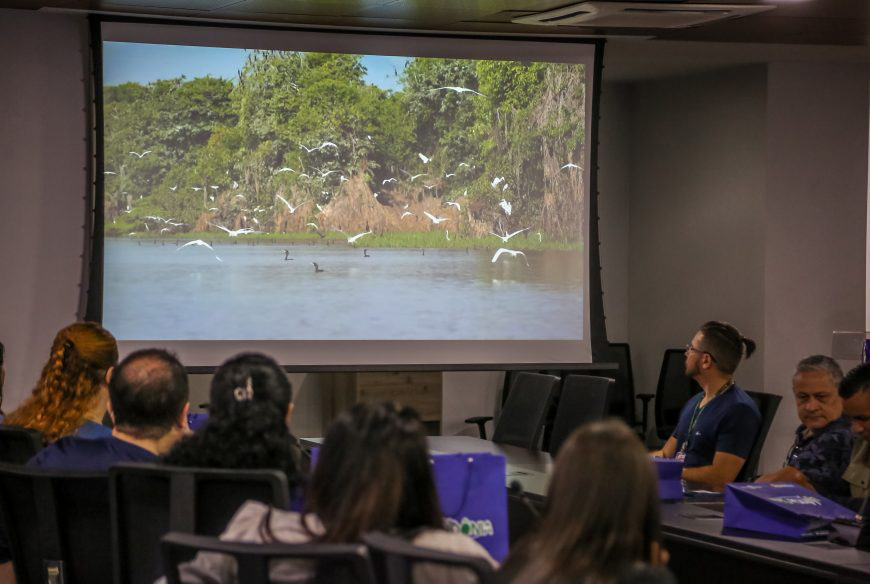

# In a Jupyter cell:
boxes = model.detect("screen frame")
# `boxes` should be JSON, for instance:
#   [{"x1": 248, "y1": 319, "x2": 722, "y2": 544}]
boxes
[{"x1": 84, "y1": 14, "x2": 608, "y2": 371}]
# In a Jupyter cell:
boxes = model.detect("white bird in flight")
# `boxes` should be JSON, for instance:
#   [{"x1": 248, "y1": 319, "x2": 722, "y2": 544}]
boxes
[
  {"x1": 423, "y1": 211, "x2": 449, "y2": 225},
  {"x1": 210, "y1": 223, "x2": 254, "y2": 237},
  {"x1": 192, "y1": 187, "x2": 202, "y2": 192},
  {"x1": 340, "y1": 230, "x2": 372, "y2": 245},
  {"x1": 445, "y1": 173, "x2": 456, "y2": 178},
  {"x1": 177, "y1": 240, "x2": 222, "y2": 262},
  {"x1": 418, "y1": 153, "x2": 431, "y2": 164},
  {"x1": 401, "y1": 211, "x2": 414, "y2": 219},
  {"x1": 560, "y1": 162, "x2": 581, "y2": 171},
  {"x1": 275, "y1": 194, "x2": 306, "y2": 214},
  {"x1": 402, "y1": 171, "x2": 427, "y2": 181},
  {"x1": 499, "y1": 199, "x2": 512, "y2": 216},
  {"x1": 491, "y1": 176, "x2": 504, "y2": 188},
  {"x1": 446, "y1": 201, "x2": 461, "y2": 211},
  {"x1": 382, "y1": 177, "x2": 398, "y2": 185},
  {"x1": 316, "y1": 204, "x2": 325, "y2": 213},
  {"x1": 169, "y1": 185, "x2": 178, "y2": 191},
  {"x1": 104, "y1": 171, "x2": 117, "y2": 175},
  {"x1": 210, "y1": 185, "x2": 220, "y2": 190},
  {"x1": 492, "y1": 248, "x2": 529, "y2": 266},
  {"x1": 275, "y1": 167, "x2": 295, "y2": 174},
  {"x1": 490, "y1": 227, "x2": 529, "y2": 243},
  {"x1": 429, "y1": 86, "x2": 486, "y2": 97},
  {"x1": 306, "y1": 222, "x2": 320, "y2": 230},
  {"x1": 129, "y1": 150, "x2": 151, "y2": 158}
]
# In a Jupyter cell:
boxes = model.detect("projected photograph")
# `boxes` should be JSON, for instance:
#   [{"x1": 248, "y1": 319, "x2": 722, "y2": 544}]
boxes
[{"x1": 102, "y1": 42, "x2": 587, "y2": 341}]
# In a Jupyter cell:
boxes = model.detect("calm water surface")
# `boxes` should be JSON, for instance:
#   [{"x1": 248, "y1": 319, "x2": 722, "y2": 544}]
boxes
[{"x1": 103, "y1": 239, "x2": 583, "y2": 340}]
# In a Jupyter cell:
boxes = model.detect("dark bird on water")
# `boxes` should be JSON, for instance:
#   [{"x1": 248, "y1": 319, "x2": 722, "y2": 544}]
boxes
[
  {"x1": 283, "y1": 249, "x2": 294, "y2": 261},
  {"x1": 363, "y1": 249, "x2": 370, "y2": 258},
  {"x1": 312, "y1": 262, "x2": 325, "y2": 273}
]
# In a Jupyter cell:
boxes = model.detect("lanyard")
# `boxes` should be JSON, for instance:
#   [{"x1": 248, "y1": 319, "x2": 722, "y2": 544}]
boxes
[{"x1": 684, "y1": 380, "x2": 733, "y2": 449}]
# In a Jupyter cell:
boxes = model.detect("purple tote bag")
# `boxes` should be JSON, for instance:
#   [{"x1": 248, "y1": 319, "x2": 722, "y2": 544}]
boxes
[
  {"x1": 430, "y1": 452, "x2": 509, "y2": 562},
  {"x1": 723, "y1": 482, "x2": 857, "y2": 540}
]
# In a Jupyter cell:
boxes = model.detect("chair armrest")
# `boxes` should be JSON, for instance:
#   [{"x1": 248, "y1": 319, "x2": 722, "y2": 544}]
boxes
[
  {"x1": 635, "y1": 394, "x2": 655, "y2": 436},
  {"x1": 464, "y1": 416, "x2": 493, "y2": 440}
]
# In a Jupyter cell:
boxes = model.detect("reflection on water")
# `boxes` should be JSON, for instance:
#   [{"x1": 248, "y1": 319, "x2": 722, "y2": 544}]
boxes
[{"x1": 103, "y1": 239, "x2": 584, "y2": 340}]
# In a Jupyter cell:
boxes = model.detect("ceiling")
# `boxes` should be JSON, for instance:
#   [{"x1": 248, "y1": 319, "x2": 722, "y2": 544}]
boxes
[{"x1": 1, "y1": 0, "x2": 869, "y2": 47}]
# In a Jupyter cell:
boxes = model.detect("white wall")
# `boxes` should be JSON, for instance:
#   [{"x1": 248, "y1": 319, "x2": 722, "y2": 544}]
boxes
[
  {"x1": 600, "y1": 61, "x2": 869, "y2": 471},
  {"x1": 761, "y1": 62, "x2": 868, "y2": 471},
  {"x1": 626, "y1": 66, "x2": 768, "y2": 397},
  {"x1": 0, "y1": 10, "x2": 89, "y2": 407}
]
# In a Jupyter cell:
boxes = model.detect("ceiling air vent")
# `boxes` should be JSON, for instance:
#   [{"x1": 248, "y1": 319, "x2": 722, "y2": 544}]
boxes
[{"x1": 512, "y1": 2, "x2": 774, "y2": 28}]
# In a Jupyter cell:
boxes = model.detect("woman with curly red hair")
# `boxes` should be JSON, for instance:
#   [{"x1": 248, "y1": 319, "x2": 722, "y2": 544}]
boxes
[{"x1": 5, "y1": 322, "x2": 118, "y2": 442}]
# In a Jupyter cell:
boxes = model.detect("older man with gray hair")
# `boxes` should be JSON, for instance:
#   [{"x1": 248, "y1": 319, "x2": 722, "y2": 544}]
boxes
[{"x1": 757, "y1": 355, "x2": 852, "y2": 500}]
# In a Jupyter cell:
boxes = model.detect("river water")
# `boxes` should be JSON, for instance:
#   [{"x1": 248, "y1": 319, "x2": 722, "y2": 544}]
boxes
[{"x1": 103, "y1": 238, "x2": 584, "y2": 340}]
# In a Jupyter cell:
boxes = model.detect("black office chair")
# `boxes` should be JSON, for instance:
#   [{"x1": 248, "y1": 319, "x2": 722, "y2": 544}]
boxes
[
  {"x1": 0, "y1": 425, "x2": 44, "y2": 464},
  {"x1": 548, "y1": 374, "x2": 613, "y2": 456},
  {"x1": 604, "y1": 342, "x2": 637, "y2": 425},
  {"x1": 0, "y1": 463, "x2": 112, "y2": 584},
  {"x1": 637, "y1": 349, "x2": 702, "y2": 441},
  {"x1": 465, "y1": 372, "x2": 559, "y2": 450},
  {"x1": 161, "y1": 532, "x2": 377, "y2": 584},
  {"x1": 362, "y1": 532, "x2": 496, "y2": 584},
  {"x1": 738, "y1": 391, "x2": 782, "y2": 482},
  {"x1": 110, "y1": 463, "x2": 292, "y2": 584}
]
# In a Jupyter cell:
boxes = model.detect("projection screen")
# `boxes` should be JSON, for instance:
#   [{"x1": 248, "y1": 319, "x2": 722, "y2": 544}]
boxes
[{"x1": 94, "y1": 20, "x2": 600, "y2": 368}]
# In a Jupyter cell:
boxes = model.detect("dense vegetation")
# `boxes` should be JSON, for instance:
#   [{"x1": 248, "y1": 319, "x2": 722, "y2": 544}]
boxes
[{"x1": 104, "y1": 51, "x2": 586, "y2": 250}]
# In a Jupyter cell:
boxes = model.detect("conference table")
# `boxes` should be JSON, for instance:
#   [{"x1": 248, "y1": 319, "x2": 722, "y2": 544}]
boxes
[{"x1": 302, "y1": 435, "x2": 870, "y2": 583}]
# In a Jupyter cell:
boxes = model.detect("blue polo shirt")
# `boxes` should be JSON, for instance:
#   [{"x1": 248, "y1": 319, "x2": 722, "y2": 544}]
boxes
[
  {"x1": 672, "y1": 384, "x2": 761, "y2": 468},
  {"x1": 27, "y1": 435, "x2": 157, "y2": 471}
]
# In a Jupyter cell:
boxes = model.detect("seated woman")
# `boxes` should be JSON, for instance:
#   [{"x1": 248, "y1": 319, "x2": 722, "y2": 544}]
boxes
[
  {"x1": 5, "y1": 322, "x2": 117, "y2": 442},
  {"x1": 168, "y1": 402, "x2": 495, "y2": 583},
  {"x1": 499, "y1": 419, "x2": 674, "y2": 584},
  {"x1": 163, "y1": 352, "x2": 303, "y2": 493}
]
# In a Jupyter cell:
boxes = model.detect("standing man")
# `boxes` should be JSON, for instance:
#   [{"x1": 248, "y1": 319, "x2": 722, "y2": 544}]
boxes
[
  {"x1": 28, "y1": 348, "x2": 190, "y2": 470},
  {"x1": 652, "y1": 321, "x2": 761, "y2": 490},
  {"x1": 756, "y1": 355, "x2": 852, "y2": 499},
  {"x1": 836, "y1": 363, "x2": 870, "y2": 511}
]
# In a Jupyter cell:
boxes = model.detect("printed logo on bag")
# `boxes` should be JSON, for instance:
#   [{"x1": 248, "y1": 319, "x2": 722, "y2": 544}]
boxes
[
  {"x1": 768, "y1": 495, "x2": 823, "y2": 506},
  {"x1": 446, "y1": 517, "x2": 494, "y2": 538}
]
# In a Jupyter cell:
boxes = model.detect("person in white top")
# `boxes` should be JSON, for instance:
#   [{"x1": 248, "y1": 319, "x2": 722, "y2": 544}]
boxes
[{"x1": 161, "y1": 402, "x2": 495, "y2": 583}]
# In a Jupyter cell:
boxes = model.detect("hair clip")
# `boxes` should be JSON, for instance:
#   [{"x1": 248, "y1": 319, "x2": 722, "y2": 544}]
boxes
[{"x1": 233, "y1": 377, "x2": 254, "y2": 402}]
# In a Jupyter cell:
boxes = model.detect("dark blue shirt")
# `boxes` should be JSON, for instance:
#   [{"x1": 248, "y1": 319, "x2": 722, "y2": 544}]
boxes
[
  {"x1": 27, "y1": 435, "x2": 157, "y2": 471},
  {"x1": 786, "y1": 416, "x2": 853, "y2": 500},
  {"x1": 672, "y1": 384, "x2": 761, "y2": 468},
  {"x1": 74, "y1": 420, "x2": 113, "y2": 440}
]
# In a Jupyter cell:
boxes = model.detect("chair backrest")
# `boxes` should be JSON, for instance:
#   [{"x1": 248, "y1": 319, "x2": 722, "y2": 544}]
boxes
[
  {"x1": 0, "y1": 425, "x2": 44, "y2": 464},
  {"x1": 162, "y1": 531, "x2": 377, "y2": 584},
  {"x1": 654, "y1": 349, "x2": 702, "y2": 440},
  {"x1": 738, "y1": 391, "x2": 783, "y2": 482},
  {"x1": 362, "y1": 532, "x2": 496, "y2": 584},
  {"x1": 492, "y1": 372, "x2": 559, "y2": 450},
  {"x1": 110, "y1": 462, "x2": 291, "y2": 584},
  {"x1": 0, "y1": 463, "x2": 112, "y2": 584},
  {"x1": 605, "y1": 342, "x2": 636, "y2": 424},
  {"x1": 548, "y1": 375, "x2": 614, "y2": 456}
]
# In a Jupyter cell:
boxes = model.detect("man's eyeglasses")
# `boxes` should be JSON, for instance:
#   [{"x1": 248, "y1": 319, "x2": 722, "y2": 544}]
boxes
[{"x1": 685, "y1": 344, "x2": 717, "y2": 363}]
